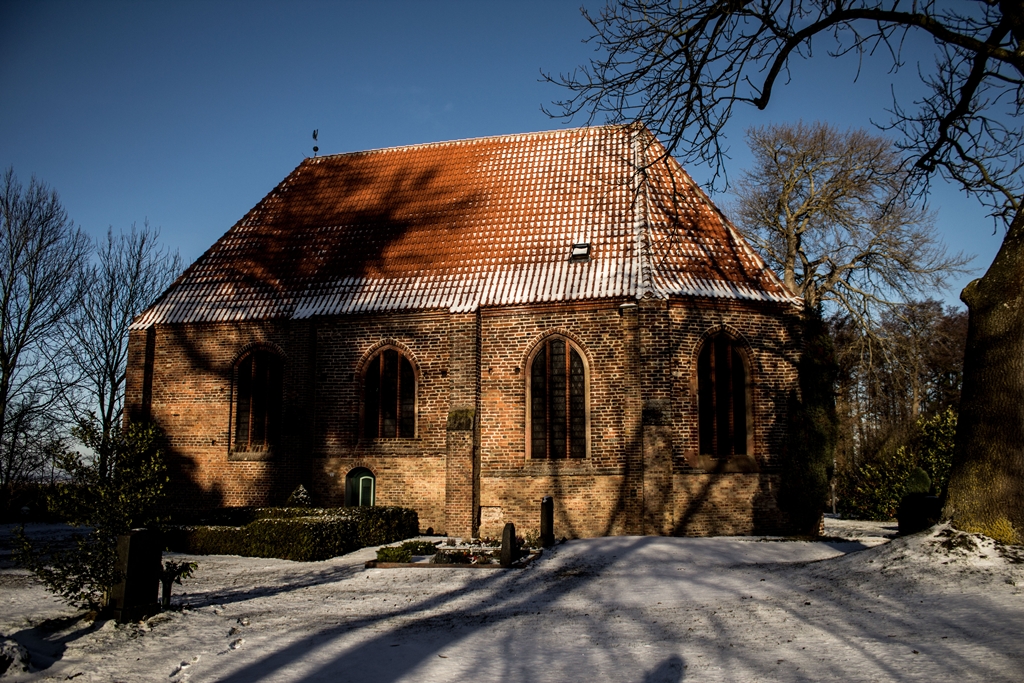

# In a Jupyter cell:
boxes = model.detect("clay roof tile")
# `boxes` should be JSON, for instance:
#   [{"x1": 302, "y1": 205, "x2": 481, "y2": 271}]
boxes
[{"x1": 133, "y1": 124, "x2": 795, "y2": 328}]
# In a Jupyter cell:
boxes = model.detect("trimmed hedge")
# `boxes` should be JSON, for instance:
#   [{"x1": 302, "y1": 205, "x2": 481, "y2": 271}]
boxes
[{"x1": 165, "y1": 506, "x2": 418, "y2": 562}]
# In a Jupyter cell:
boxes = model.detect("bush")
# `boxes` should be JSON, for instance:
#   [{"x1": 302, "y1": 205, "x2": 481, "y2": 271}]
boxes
[
  {"x1": 905, "y1": 467, "x2": 932, "y2": 495},
  {"x1": 916, "y1": 407, "x2": 957, "y2": 496},
  {"x1": 376, "y1": 546, "x2": 412, "y2": 563},
  {"x1": 286, "y1": 485, "x2": 313, "y2": 508},
  {"x1": 17, "y1": 421, "x2": 166, "y2": 609},
  {"x1": 838, "y1": 408, "x2": 957, "y2": 520},
  {"x1": 838, "y1": 443, "x2": 917, "y2": 520},
  {"x1": 400, "y1": 540, "x2": 438, "y2": 555},
  {"x1": 166, "y1": 506, "x2": 419, "y2": 562}
]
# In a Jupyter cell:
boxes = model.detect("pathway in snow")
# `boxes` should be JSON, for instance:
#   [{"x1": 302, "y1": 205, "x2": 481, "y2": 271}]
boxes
[{"x1": 1, "y1": 520, "x2": 1022, "y2": 682}]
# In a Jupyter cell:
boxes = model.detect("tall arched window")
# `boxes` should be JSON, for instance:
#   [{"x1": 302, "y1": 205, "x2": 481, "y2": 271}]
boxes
[
  {"x1": 363, "y1": 347, "x2": 416, "y2": 439},
  {"x1": 529, "y1": 336, "x2": 587, "y2": 459},
  {"x1": 234, "y1": 349, "x2": 284, "y2": 451},
  {"x1": 697, "y1": 335, "x2": 750, "y2": 457}
]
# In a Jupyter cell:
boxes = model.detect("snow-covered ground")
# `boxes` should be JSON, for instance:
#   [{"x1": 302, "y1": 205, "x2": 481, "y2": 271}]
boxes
[{"x1": 1, "y1": 518, "x2": 1022, "y2": 682}]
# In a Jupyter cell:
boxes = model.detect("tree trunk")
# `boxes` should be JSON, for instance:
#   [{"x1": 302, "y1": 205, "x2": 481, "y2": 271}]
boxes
[{"x1": 944, "y1": 206, "x2": 1024, "y2": 544}]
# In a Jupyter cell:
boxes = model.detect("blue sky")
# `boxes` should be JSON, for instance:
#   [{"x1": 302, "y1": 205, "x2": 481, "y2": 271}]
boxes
[{"x1": 0, "y1": 0, "x2": 1000, "y2": 308}]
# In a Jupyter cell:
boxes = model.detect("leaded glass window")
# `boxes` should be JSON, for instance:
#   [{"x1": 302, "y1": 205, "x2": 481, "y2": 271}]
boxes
[
  {"x1": 697, "y1": 336, "x2": 749, "y2": 457},
  {"x1": 234, "y1": 349, "x2": 283, "y2": 451},
  {"x1": 364, "y1": 348, "x2": 416, "y2": 438},
  {"x1": 530, "y1": 337, "x2": 587, "y2": 459}
]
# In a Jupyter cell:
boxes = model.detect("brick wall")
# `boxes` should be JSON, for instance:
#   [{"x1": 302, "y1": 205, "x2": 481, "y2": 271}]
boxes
[
  {"x1": 125, "y1": 295, "x2": 800, "y2": 536},
  {"x1": 124, "y1": 320, "x2": 316, "y2": 511}
]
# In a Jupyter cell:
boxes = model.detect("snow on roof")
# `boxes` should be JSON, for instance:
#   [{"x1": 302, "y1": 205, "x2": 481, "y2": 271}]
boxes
[{"x1": 133, "y1": 124, "x2": 796, "y2": 328}]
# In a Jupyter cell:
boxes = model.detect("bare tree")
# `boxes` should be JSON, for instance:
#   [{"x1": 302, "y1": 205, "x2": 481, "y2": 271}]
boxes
[
  {"x1": 550, "y1": 0, "x2": 1024, "y2": 543},
  {"x1": 0, "y1": 168, "x2": 91, "y2": 511},
  {"x1": 734, "y1": 122, "x2": 971, "y2": 329},
  {"x1": 63, "y1": 223, "x2": 181, "y2": 480}
]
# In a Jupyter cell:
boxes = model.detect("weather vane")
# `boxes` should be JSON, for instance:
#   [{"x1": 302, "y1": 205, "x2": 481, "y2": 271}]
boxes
[{"x1": 312, "y1": 129, "x2": 319, "y2": 157}]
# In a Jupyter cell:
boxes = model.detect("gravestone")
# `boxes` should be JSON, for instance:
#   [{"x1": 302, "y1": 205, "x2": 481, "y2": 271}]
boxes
[
  {"x1": 500, "y1": 522, "x2": 518, "y2": 567},
  {"x1": 898, "y1": 493, "x2": 942, "y2": 535},
  {"x1": 108, "y1": 529, "x2": 161, "y2": 623},
  {"x1": 540, "y1": 496, "x2": 554, "y2": 548}
]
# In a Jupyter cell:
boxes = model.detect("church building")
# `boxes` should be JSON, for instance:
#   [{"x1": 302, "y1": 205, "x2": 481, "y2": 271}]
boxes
[{"x1": 126, "y1": 124, "x2": 802, "y2": 538}]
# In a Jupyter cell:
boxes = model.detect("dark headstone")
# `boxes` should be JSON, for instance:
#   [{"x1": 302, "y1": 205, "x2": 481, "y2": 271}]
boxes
[
  {"x1": 540, "y1": 496, "x2": 554, "y2": 548},
  {"x1": 898, "y1": 493, "x2": 942, "y2": 535},
  {"x1": 108, "y1": 529, "x2": 162, "y2": 623},
  {"x1": 500, "y1": 522, "x2": 518, "y2": 567}
]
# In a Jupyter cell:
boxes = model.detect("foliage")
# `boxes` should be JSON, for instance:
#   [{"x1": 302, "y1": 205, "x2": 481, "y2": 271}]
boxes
[
  {"x1": 400, "y1": 540, "x2": 438, "y2": 555},
  {"x1": 832, "y1": 303, "x2": 966, "y2": 484},
  {"x1": 17, "y1": 421, "x2": 166, "y2": 609},
  {"x1": 838, "y1": 409, "x2": 958, "y2": 520},
  {"x1": 166, "y1": 506, "x2": 419, "y2": 562},
  {"x1": 905, "y1": 468, "x2": 932, "y2": 496},
  {"x1": 839, "y1": 443, "x2": 918, "y2": 521},
  {"x1": 16, "y1": 530, "x2": 119, "y2": 609},
  {"x1": 160, "y1": 559, "x2": 198, "y2": 609},
  {"x1": 779, "y1": 310, "x2": 838, "y2": 535},
  {"x1": 285, "y1": 484, "x2": 313, "y2": 508},
  {"x1": 916, "y1": 407, "x2": 958, "y2": 497},
  {"x1": 51, "y1": 421, "x2": 167, "y2": 531},
  {"x1": 376, "y1": 546, "x2": 412, "y2": 563}
]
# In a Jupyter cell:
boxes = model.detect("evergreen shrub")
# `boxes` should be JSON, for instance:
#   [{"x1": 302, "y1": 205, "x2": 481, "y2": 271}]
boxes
[
  {"x1": 16, "y1": 421, "x2": 166, "y2": 609},
  {"x1": 376, "y1": 546, "x2": 412, "y2": 563},
  {"x1": 400, "y1": 540, "x2": 438, "y2": 555},
  {"x1": 838, "y1": 408, "x2": 958, "y2": 520}
]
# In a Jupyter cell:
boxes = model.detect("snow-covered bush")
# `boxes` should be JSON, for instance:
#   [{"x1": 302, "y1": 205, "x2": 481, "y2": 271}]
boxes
[{"x1": 285, "y1": 485, "x2": 313, "y2": 507}]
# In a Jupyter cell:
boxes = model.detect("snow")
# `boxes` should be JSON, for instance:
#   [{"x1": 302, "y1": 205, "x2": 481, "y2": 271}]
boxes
[{"x1": 2, "y1": 519, "x2": 1022, "y2": 682}]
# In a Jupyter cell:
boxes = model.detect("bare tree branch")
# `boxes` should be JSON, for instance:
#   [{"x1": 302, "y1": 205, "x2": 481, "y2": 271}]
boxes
[
  {"x1": 61, "y1": 223, "x2": 181, "y2": 479},
  {"x1": 0, "y1": 168, "x2": 90, "y2": 509}
]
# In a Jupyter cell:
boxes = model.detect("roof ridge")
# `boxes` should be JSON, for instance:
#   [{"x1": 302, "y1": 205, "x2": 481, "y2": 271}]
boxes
[{"x1": 306, "y1": 123, "x2": 636, "y2": 163}]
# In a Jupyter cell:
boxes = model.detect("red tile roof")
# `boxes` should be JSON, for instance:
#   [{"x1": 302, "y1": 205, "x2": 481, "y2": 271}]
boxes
[{"x1": 133, "y1": 124, "x2": 795, "y2": 328}]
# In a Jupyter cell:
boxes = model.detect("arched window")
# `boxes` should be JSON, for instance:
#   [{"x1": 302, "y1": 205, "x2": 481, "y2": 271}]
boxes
[
  {"x1": 363, "y1": 347, "x2": 416, "y2": 439},
  {"x1": 529, "y1": 336, "x2": 587, "y2": 459},
  {"x1": 234, "y1": 349, "x2": 284, "y2": 451},
  {"x1": 345, "y1": 468, "x2": 375, "y2": 506},
  {"x1": 697, "y1": 335, "x2": 751, "y2": 457}
]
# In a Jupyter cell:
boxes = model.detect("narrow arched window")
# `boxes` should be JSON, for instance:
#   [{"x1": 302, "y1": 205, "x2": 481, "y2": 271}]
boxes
[
  {"x1": 529, "y1": 336, "x2": 587, "y2": 459},
  {"x1": 345, "y1": 468, "x2": 375, "y2": 506},
  {"x1": 234, "y1": 349, "x2": 283, "y2": 451},
  {"x1": 697, "y1": 335, "x2": 750, "y2": 457},
  {"x1": 363, "y1": 347, "x2": 416, "y2": 439}
]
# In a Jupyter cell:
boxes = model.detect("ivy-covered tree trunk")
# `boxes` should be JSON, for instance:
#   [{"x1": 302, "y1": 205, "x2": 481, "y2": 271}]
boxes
[
  {"x1": 945, "y1": 207, "x2": 1024, "y2": 544},
  {"x1": 780, "y1": 309, "x2": 839, "y2": 535}
]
